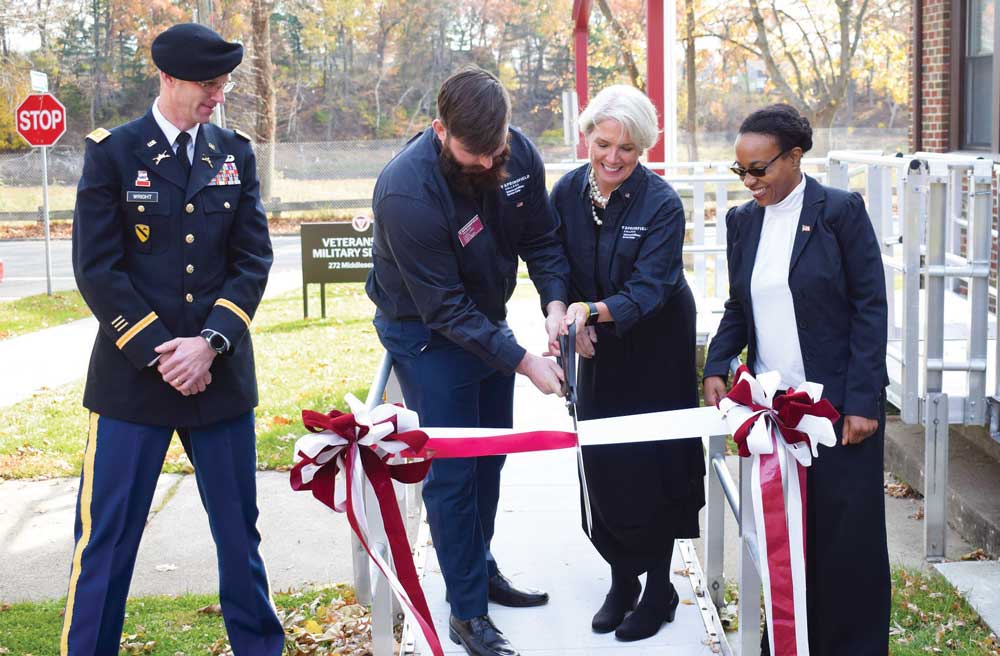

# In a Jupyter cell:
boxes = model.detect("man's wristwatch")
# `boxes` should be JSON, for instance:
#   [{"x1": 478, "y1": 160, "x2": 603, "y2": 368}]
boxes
[
  {"x1": 200, "y1": 329, "x2": 229, "y2": 354},
  {"x1": 584, "y1": 302, "x2": 599, "y2": 326}
]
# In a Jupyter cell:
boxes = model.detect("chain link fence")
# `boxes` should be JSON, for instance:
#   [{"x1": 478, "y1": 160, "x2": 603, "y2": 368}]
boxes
[{"x1": 0, "y1": 128, "x2": 907, "y2": 220}]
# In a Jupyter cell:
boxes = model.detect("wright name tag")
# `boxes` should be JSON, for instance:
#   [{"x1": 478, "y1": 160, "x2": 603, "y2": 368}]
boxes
[{"x1": 126, "y1": 191, "x2": 158, "y2": 203}]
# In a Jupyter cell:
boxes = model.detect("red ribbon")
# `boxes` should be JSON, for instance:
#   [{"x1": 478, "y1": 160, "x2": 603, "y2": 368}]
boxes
[
  {"x1": 723, "y1": 366, "x2": 840, "y2": 656},
  {"x1": 290, "y1": 407, "x2": 578, "y2": 655}
]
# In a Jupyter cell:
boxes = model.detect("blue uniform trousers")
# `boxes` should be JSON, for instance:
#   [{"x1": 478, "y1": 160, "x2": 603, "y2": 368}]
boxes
[
  {"x1": 60, "y1": 412, "x2": 284, "y2": 656},
  {"x1": 376, "y1": 319, "x2": 515, "y2": 620}
]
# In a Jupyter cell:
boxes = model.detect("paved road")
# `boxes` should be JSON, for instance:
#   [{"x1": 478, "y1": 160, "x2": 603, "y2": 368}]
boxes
[{"x1": 0, "y1": 235, "x2": 303, "y2": 301}]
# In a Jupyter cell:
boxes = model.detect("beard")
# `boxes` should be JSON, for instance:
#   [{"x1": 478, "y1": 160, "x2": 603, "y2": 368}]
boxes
[{"x1": 438, "y1": 140, "x2": 510, "y2": 198}]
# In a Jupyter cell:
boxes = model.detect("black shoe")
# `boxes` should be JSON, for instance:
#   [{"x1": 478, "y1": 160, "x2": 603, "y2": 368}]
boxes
[
  {"x1": 614, "y1": 584, "x2": 679, "y2": 642},
  {"x1": 592, "y1": 578, "x2": 641, "y2": 633},
  {"x1": 487, "y1": 572, "x2": 549, "y2": 607},
  {"x1": 448, "y1": 614, "x2": 520, "y2": 656}
]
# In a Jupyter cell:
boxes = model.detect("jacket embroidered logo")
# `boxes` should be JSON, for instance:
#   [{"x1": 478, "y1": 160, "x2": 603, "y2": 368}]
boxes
[{"x1": 135, "y1": 224, "x2": 150, "y2": 243}]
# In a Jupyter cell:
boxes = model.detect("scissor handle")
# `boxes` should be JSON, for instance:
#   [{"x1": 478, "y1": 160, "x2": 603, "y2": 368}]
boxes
[{"x1": 557, "y1": 321, "x2": 577, "y2": 406}]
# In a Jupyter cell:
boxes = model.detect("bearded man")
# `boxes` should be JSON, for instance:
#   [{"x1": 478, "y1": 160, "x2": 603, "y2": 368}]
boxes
[{"x1": 365, "y1": 66, "x2": 569, "y2": 656}]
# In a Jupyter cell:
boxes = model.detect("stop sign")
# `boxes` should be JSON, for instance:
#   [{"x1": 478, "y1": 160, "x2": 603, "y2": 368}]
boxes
[{"x1": 15, "y1": 93, "x2": 67, "y2": 147}]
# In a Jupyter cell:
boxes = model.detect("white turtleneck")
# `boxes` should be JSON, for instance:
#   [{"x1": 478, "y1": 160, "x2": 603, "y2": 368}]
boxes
[{"x1": 750, "y1": 174, "x2": 807, "y2": 390}]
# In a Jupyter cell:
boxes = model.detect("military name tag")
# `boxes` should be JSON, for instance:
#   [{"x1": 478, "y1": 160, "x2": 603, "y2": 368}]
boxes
[{"x1": 127, "y1": 191, "x2": 158, "y2": 203}]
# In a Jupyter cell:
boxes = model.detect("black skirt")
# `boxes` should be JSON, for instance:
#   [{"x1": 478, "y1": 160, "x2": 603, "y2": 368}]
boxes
[{"x1": 577, "y1": 285, "x2": 706, "y2": 566}]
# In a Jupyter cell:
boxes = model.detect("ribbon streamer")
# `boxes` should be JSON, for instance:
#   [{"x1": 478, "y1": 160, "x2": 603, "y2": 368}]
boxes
[
  {"x1": 717, "y1": 366, "x2": 839, "y2": 656},
  {"x1": 289, "y1": 394, "x2": 577, "y2": 656}
]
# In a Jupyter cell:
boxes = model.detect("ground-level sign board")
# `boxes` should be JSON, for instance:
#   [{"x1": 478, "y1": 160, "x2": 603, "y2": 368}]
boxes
[{"x1": 300, "y1": 217, "x2": 374, "y2": 317}]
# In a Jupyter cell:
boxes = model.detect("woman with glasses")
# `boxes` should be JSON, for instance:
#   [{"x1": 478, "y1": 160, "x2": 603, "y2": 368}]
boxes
[
  {"x1": 553, "y1": 85, "x2": 705, "y2": 642},
  {"x1": 703, "y1": 104, "x2": 890, "y2": 655}
]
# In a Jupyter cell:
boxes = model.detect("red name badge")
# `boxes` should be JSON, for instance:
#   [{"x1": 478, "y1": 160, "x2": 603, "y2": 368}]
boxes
[{"x1": 458, "y1": 215, "x2": 484, "y2": 247}]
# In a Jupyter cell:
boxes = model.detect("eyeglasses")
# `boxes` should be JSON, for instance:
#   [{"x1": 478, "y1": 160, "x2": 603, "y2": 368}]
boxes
[
  {"x1": 196, "y1": 76, "x2": 235, "y2": 94},
  {"x1": 730, "y1": 149, "x2": 787, "y2": 178}
]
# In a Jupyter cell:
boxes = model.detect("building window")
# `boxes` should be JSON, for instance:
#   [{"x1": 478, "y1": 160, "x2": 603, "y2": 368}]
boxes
[{"x1": 963, "y1": 0, "x2": 995, "y2": 149}]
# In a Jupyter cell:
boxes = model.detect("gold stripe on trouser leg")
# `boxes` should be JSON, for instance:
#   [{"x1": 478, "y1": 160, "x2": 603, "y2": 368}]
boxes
[{"x1": 60, "y1": 412, "x2": 99, "y2": 655}]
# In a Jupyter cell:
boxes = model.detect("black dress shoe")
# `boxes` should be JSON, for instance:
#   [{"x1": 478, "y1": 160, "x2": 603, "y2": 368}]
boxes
[
  {"x1": 591, "y1": 578, "x2": 641, "y2": 633},
  {"x1": 614, "y1": 584, "x2": 679, "y2": 641},
  {"x1": 487, "y1": 572, "x2": 549, "y2": 607},
  {"x1": 448, "y1": 614, "x2": 520, "y2": 656}
]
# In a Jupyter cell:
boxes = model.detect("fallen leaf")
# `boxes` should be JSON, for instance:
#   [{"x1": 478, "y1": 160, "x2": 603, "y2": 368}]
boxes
[
  {"x1": 681, "y1": 598, "x2": 696, "y2": 605},
  {"x1": 304, "y1": 619, "x2": 323, "y2": 634},
  {"x1": 272, "y1": 416, "x2": 292, "y2": 426},
  {"x1": 960, "y1": 548, "x2": 989, "y2": 561},
  {"x1": 197, "y1": 603, "x2": 223, "y2": 615}
]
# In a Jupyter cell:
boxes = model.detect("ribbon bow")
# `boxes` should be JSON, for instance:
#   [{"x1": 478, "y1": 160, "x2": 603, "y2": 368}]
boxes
[
  {"x1": 716, "y1": 366, "x2": 840, "y2": 656},
  {"x1": 719, "y1": 365, "x2": 839, "y2": 465},
  {"x1": 290, "y1": 394, "x2": 444, "y2": 656}
]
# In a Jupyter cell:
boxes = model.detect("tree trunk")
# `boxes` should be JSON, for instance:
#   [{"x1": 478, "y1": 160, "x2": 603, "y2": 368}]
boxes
[
  {"x1": 684, "y1": 0, "x2": 698, "y2": 161},
  {"x1": 593, "y1": 0, "x2": 644, "y2": 92},
  {"x1": 251, "y1": 0, "x2": 276, "y2": 200}
]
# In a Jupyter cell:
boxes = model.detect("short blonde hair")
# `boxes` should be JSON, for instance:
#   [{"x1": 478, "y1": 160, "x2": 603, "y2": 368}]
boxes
[{"x1": 578, "y1": 85, "x2": 659, "y2": 152}]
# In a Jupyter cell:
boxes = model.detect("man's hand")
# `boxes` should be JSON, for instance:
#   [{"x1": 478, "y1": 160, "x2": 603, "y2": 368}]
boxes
[
  {"x1": 841, "y1": 415, "x2": 878, "y2": 445},
  {"x1": 516, "y1": 352, "x2": 565, "y2": 396},
  {"x1": 545, "y1": 301, "x2": 567, "y2": 356},
  {"x1": 155, "y1": 337, "x2": 217, "y2": 396},
  {"x1": 703, "y1": 376, "x2": 728, "y2": 407}
]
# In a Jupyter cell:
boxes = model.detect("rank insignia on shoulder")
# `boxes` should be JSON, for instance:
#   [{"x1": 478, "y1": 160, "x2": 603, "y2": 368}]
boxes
[
  {"x1": 86, "y1": 128, "x2": 111, "y2": 143},
  {"x1": 135, "y1": 224, "x2": 150, "y2": 243},
  {"x1": 146, "y1": 139, "x2": 157, "y2": 148},
  {"x1": 233, "y1": 128, "x2": 252, "y2": 142}
]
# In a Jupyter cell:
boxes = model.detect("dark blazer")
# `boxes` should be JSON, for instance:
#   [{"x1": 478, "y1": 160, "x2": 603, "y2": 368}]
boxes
[
  {"x1": 703, "y1": 175, "x2": 888, "y2": 419},
  {"x1": 550, "y1": 163, "x2": 689, "y2": 335},
  {"x1": 72, "y1": 110, "x2": 272, "y2": 427}
]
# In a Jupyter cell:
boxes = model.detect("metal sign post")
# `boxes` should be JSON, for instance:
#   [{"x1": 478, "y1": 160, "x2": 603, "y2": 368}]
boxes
[{"x1": 42, "y1": 146, "x2": 52, "y2": 295}]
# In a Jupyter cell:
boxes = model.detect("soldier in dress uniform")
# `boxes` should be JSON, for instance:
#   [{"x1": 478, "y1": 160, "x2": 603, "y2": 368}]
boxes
[{"x1": 61, "y1": 23, "x2": 284, "y2": 655}]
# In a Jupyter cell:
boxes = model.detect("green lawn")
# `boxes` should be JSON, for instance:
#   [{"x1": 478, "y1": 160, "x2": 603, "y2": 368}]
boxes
[
  {"x1": 0, "y1": 584, "x2": 369, "y2": 655},
  {"x1": 0, "y1": 291, "x2": 92, "y2": 340},
  {"x1": 0, "y1": 285, "x2": 382, "y2": 479},
  {"x1": 890, "y1": 568, "x2": 1000, "y2": 654}
]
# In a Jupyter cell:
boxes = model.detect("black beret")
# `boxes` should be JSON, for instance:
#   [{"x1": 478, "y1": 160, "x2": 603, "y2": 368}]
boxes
[{"x1": 152, "y1": 23, "x2": 243, "y2": 81}]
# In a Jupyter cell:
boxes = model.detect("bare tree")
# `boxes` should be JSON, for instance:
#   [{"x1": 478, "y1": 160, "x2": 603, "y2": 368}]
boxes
[{"x1": 251, "y1": 0, "x2": 276, "y2": 199}]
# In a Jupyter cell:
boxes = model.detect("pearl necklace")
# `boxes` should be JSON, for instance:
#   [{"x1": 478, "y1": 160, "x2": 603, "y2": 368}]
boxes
[{"x1": 588, "y1": 167, "x2": 608, "y2": 226}]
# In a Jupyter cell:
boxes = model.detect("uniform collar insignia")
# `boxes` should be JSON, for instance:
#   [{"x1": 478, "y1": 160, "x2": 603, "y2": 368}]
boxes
[
  {"x1": 201, "y1": 155, "x2": 213, "y2": 167},
  {"x1": 146, "y1": 139, "x2": 157, "y2": 147},
  {"x1": 153, "y1": 150, "x2": 171, "y2": 165},
  {"x1": 208, "y1": 142, "x2": 217, "y2": 151}
]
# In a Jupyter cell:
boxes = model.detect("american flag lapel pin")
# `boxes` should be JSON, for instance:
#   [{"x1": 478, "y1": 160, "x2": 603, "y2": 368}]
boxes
[{"x1": 802, "y1": 225, "x2": 811, "y2": 232}]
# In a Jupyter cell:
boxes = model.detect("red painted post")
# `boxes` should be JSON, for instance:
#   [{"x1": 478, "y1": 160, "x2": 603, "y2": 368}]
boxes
[
  {"x1": 573, "y1": 0, "x2": 592, "y2": 160},
  {"x1": 646, "y1": 0, "x2": 665, "y2": 172}
]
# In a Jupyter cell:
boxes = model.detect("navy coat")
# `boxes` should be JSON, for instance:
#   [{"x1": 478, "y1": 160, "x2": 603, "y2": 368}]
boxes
[
  {"x1": 365, "y1": 127, "x2": 568, "y2": 374},
  {"x1": 72, "y1": 110, "x2": 272, "y2": 427},
  {"x1": 703, "y1": 175, "x2": 888, "y2": 419}
]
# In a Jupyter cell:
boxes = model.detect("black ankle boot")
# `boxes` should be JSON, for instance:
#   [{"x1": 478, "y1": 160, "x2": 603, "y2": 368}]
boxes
[
  {"x1": 614, "y1": 581, "x2": 678, "y2": 641},
  {"x1": 591, "y1": 577, "x2": 641, "y2": 633}
]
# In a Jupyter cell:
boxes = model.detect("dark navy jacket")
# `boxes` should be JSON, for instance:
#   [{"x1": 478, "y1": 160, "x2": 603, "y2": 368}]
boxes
[
  {"x1": 365, "y1": 127, "x2": 569, "y2": 374},
  {"x1": 703, "y1": 175, "x2": 888, "y2": 419},
  {"x1": 550, "y1": 163, "x2": 689, "y2": 334},
  {"x1": 72, "y1": 110, "x2": 272, "y2": 427}
]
